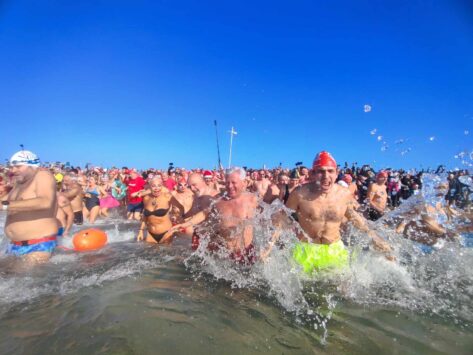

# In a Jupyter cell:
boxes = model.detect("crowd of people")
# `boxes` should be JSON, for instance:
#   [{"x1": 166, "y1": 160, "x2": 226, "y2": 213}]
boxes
[{"x1": 0, "y1": 149, "x2": 471, "y2": 268}]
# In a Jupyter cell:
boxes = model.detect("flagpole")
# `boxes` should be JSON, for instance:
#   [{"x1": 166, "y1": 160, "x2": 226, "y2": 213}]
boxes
[
  {"x1": 214, "y1": 120, "x2": 222, "y2": 169},
  {"x1": 228, "y1": 126, "x2": 237, "y2": 168}
]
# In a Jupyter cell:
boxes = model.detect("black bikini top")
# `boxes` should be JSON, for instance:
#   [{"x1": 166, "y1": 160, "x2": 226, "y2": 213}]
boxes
[{"x1": 143, "y1": 207, "x2": 170, "y2": 217}]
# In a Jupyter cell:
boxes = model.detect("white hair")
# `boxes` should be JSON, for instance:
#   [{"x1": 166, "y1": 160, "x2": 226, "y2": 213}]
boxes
[{"x1": 225, "y1": 167, "x2": 246, "y2": 180}]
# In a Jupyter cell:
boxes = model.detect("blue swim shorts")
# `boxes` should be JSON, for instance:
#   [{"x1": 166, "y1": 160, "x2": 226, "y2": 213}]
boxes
[
  {"x1": 127, "y1": 202, "x2": 143, "y2": 213},
  {"x1": 7, "y1": 240, "x2": 57, "y2": 256}
]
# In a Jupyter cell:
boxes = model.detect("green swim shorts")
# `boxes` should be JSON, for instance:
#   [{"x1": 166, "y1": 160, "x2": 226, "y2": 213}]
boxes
[{"x1": 293, "y1": 240, "x2": 349, "y2": 274}]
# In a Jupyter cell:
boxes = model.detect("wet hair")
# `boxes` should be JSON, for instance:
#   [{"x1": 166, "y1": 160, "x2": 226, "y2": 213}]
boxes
[{"x1": 225, "y1": 167, "x2": 246, "y2": 180}]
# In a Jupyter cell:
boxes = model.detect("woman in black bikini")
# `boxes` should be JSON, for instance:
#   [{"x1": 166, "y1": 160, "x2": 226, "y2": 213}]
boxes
[{"x1": 137, "y1": 176, "x2": 185, "y2": 244}]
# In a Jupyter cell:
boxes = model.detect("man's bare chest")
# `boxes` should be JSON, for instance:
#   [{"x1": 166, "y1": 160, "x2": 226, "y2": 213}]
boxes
[{"x1": 299, "y1": 198, "x2": 345, "y2": 222}]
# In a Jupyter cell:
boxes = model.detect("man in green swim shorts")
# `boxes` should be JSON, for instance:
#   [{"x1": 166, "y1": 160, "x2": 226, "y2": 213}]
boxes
[{"x1": 284, "y1": 151, "x2": 393, "y2": 273}]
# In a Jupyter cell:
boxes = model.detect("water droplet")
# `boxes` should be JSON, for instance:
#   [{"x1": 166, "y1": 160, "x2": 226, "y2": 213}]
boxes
[
  {"x1": 377, "y1": 135, "x2": 383, "y2": 141},
  {"x1": 364, "y1": 104, "x2": 372, "y2": 113},
  {"x1": 429, "y1": 136, "x2": 435, "y2": 141},
  {"x1": 370, "y1": 128, "x2": 377, "y2": 135},
  {"x1": 464, "y1": 130, "x2": 469, "y2": 135}
]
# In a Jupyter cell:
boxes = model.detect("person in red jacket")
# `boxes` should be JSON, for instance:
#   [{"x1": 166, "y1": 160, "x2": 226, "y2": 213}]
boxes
[{"x1": 126, "y1": 169, "x2": 146, "y2": 220}]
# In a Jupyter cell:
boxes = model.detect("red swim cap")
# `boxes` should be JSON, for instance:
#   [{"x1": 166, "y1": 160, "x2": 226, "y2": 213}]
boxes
[
  {"x1": 342, "y1": 174, "x2": 353, "y2": 183},
  {"x1": 377, "y1": 170, "x2": 388, "y2": 179},
  {"x1": 312, "y1": 151, "x2": 337, "y2": 170}
]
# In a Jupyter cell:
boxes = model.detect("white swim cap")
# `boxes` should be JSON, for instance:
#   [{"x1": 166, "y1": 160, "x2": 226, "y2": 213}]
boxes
[{"x1": 9, "y1": 150, "x2": 40, "y2": 167}]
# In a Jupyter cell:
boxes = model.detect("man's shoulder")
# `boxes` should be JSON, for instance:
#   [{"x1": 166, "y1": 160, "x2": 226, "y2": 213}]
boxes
[
  {"x1": 244, "y1": 191, "x2": 258, "y2": 203},
  {"x1": 293, "y1": 183, "x2": 310, "y2": 197},
  {"x1": 35, "y1": 169, "x2": 55, "y2": 182},
  {"x1": 333, "y1": 184, "x2": 353, "y2": 201}
]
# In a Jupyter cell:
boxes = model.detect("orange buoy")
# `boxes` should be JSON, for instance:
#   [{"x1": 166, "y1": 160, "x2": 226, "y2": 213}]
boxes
[{"x1": 72, "y1": 228, "x2": 108, "y2": 251}]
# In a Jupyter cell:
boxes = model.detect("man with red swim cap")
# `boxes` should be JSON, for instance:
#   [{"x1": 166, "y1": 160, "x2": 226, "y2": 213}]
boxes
[
  {"x1": 283, "y1": 151, "x2": 392, "y2": 271},
  {"x1": 312, "y1": 151, "x2": 337, "y2": 170}
]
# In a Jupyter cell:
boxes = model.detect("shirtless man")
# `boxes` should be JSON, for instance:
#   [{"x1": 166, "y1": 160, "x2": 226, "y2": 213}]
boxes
[
  {"x1": 171, "y1": 168, "x2": 258, "y2": 264},
  {"x1": 366, "y1": 171, "x2": 388, "y2": 221},
  {"x1": 299, "y1": 166, "x2": 310, "y2": 185},
  {"x1": 394, "y1": 203, "x2": 457, "y2": 247},
  {"x1": 254, "y1": 170, "x2": 271, "y2": 198},
  {"x1": 62, "y1": 174, "x2": 84, "y2": 225},
  {"x1": 186, "y1": 172, "x2": 219, "y2": 217},
  {"x1": 263, "y1": 172, "x2": 289, "y2": 204},
  {"x1": 171, "y1": 178, "x2": 194, "y2": 226},
  {"x1": 210, "y1": 167, "x2": 258, "y2": 262},
  {"x1": 56, "y1": 192, "x2": 74, "y2": 237},
  {"x1": 2, "y1": 151, "x2": 58, "y2": 263},
  {"x1": 278, "y1": 151, "x2": 392, "y2": 273}
]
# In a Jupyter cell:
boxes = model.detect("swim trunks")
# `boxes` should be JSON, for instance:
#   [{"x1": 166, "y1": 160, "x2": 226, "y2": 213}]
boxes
[
  {"x1": 229, "y1": 244, "x2": 257, "y2": 266},
  {"x1": 192, "y1": 232, "x2": 256, "y2": 265},
  {"x1": 7, "y1": 235, "x2": 57, "y2": 256},
  {"x1": 74, "y1": 211, "x2": 84, "y2": 225},
  {"x1": 127, "y1": 202, "x2": 144, "y2": 213},
  {"x1": 367, "y1": 207, "x2": 384, "y2": 221},
  {"x1": 293, "y1": 240, "x2": 348, "y2": 274}
]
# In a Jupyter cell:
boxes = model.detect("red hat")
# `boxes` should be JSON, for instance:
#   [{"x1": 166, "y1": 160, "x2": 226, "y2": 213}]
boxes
[
  {"x1": 203, "y1": 170, "x2": 213, "y2": 178},
  {"x1": 377, "y1": 170, "x2": 388, "y2": 179},
  {"x1": 342, "y1": 174, "x2": 353, "y2": 183},
  {"x1": 312, "y1": 151, "x2": 337, "y2": 170}
]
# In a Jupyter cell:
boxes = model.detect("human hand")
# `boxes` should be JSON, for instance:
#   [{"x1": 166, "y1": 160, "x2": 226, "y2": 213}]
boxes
[
  {"x1": 159, "y1": 230, "x2": 174, "y2": 244},
  {"x1": 137, "y1": 231, "x2": 144, "y2": 241},
  {"x1": 371, "y1": 235, "x2": 392, "y2": 253}
]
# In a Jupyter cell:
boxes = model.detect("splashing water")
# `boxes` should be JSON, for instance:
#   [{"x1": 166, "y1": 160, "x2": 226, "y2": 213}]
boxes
[
  {"x1": 0, "y1": 177, "x2": 472, "y2": 352},
  {"x1": 183, "y1": 180, "x2": 473, "y2": 336}
]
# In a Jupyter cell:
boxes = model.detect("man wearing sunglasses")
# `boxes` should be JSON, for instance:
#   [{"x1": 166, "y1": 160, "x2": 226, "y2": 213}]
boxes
[{"x1": 2, "y1": 150, "x2": 59, "y2": 264}]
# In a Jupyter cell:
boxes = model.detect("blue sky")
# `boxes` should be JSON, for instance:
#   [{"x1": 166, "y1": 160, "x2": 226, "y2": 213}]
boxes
[{"x1": 0, "y1": 0, "x2": 472, "y2": 170}]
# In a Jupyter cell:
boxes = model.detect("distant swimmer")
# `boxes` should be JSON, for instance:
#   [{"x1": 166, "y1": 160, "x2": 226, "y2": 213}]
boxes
[
  {"x1": 137, "y1": 176, "x2": 184, "y2": 243},
  {"x1": 171, "y1": 178, "x2": 194, "y2": 228},
  {"x1": 254, "y1": 169, "x2": 271, "y2": 198},
  {"x1": 268, "y1": 151, "x2": 393, "y2": 272},
  {"x1": 56, "y1": 192, "x2": 74, "y2": 237},
  {"x1": 2, "y1": 151, "x2": 58, "y2": 264},
  {"x1": 366, "y1": 171, "x2": 388, "y2": 221},
  {"x1": 167, "y1": 172, "x2": 220, "y2": 247},
  {"x1": 125, "y1": 169, "x2": 146, "y2": 220},
  {"x1": 395, "y1": 203, "x2": 457, "y2": 248},
  {"x1": 82, "y1": 176, "x2": 102, "y2": 224},
  {"x1": 61, "y1": 174, "x2": 84, "y2": 225},
  {"x1": 263, "y1": 172, "x2": 289, "y2": 204}
]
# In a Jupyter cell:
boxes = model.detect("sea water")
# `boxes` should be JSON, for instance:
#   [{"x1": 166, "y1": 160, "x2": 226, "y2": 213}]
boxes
[{"x1": 0, "y1": 176, "x2": 471, "y2": 354}]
